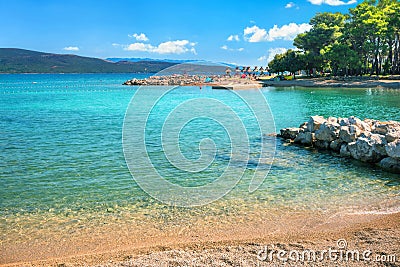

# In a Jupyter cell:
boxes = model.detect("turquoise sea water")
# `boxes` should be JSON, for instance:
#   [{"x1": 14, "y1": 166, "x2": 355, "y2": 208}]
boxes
[{"x1": 1, "y1": 74, "x2": 400, "y2": 247}]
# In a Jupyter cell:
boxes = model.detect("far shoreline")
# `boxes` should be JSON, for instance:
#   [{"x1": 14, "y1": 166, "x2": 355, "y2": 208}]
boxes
[
  {"x1": 260, "y1": 77, "x2": 400, "y2": 89},
  {"x1": 123, "y1": 74, "x2": 400, "y2": 89}
]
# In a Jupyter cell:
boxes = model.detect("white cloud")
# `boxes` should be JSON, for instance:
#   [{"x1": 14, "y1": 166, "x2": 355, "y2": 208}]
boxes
[
  {"x1": 124, "y1": 40, "x2": 196, "y2": 55},
  {"x1": 128, "y1": 33, "x2": 149, "y2": 41},
  {"x1": 258, "y1": 48, "x2": 288, "y2": 64},
  {"x1": 190, "y1": 47, "x2": 197, "y2": 55},
  {"x1": 63, "y1": 46, "x2": 79, "y2": 51},
  {"x1": 307, "y1": 0, "x2": 356, "y2": 6},
  {"x1": 285, "y1": 2, "x2": 295, "y2": 8},
  {"x1": 220, "y1": 45, "x2": 244, "y2": 52},
  {"x1": 125, "y1": 43, "x2": 154, "y2": 52},
  {"x1": 155, "y1": 40, "x2": 195, "y2": 54},
  {"x1": 257, "y1": 56, "x2": 267, "y2": 62},
  {"x1": 244, "y1": 23, "x2": 312, "y2": 42},
  {"x1": 227, "y1": 34, "x2": 240, "y2": 41},
  {"x1": 244, "y1": 26, "x2": 268, "y2": 42},
  {"x1": 268, "y1": 23, "x2": 312, "y2": 41}
]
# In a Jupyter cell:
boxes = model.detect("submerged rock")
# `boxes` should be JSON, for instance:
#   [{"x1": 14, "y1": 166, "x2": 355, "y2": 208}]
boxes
[
  {"x1": 315, "y1": 140, "x2": 330, "y2": 149},
  {"x1": 330, "y1": 139, "x2": 341, "y2": 151},
  {"x1": 340, "y1": 143, "x2": 351, "y2": 157},
  {"x1": 378, "y1": 157, "x2": 400, "y2": 174},
  {"x1": 280, "y1": 127, "x2": 300, "y2": 140},
  {"x1": 294, "y1": 131, "x2": 314, "y2": 145}
]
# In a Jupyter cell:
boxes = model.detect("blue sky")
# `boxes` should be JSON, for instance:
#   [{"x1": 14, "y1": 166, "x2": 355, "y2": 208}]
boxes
[{"x1": 0, "y1": 0, "x2": 358, "y2": 66}]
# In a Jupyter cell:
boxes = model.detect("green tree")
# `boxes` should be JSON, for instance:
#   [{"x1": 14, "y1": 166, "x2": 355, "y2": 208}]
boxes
[
  {"x1": 268, "y1": 53, "x2": 286, "y2": 74},
  {"x1": 347, "y1": 0, "x2": 388, "y2": 75},
  {"x1": 294, "y1": 12, "x2": 347, "y2": 73},
  {"x1": 378, "y1": 0, "x2": 400, "y2": 74},
  {"x1": 270, "y1": 0, "x2": 400, "y2": 76},
  {"x1": 268, "y1": 50, "x2": 306, "y2": 78},
  {"x1": 323, "y1": 43, "x2": 361, "y2": 75}
]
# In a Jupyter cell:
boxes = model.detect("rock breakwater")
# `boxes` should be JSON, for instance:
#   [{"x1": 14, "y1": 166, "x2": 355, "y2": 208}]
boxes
[
  {"x1": 123, "y1": 75, "x2": 262, "y2": 89},
  {"x1": 123, "y1": 74, "x2": 209, "y2": 86},
  {"x1": 279, "y1": 116, "x2": 400, "y2": 173}
]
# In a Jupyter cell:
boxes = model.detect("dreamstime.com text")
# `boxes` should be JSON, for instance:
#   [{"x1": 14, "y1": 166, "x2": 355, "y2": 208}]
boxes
[{"x1": 257, "y1": 239, "x2": 397, "y2": 263}]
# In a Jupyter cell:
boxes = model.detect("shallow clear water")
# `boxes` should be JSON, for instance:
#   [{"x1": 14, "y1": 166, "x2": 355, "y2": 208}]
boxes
[{"x1": 1, "y1": 74, "x2": 400, "y2": 245}]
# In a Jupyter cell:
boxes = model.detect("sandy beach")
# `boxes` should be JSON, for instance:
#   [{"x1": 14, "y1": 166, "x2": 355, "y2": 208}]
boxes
[{"x1": 2, "y1": 210, "x2": 399, "y2": 267}]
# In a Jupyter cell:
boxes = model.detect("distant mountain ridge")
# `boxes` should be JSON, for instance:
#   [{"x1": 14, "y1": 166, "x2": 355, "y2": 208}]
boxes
[
  {"x1": 106, "y1": 57, "x2": 198, "y2": 64},
  {"x1": 107, "y1": 57, "x2": 237, "y2": 68},
  {"x1": 0, "y1": 48, "x2": 176, "y2": 73}
]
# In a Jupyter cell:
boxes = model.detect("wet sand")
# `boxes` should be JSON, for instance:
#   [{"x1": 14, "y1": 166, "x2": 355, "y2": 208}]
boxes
[{"x1": 2, "y1": 211, "x2": 399, "y2": 266}]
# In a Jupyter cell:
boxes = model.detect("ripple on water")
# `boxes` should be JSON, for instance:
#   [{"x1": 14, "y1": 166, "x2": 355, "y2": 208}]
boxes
[{"x1": 0, "y1": 75, "x2": 399, "y2": 247}]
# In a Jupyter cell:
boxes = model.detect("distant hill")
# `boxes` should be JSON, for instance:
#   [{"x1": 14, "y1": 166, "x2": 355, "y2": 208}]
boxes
[
  {"x1": 106, "y1": 57, "x2": 198, "y2": 64},
  {"x1": 107, "y1": 57, "x2": 237, "y2": 68},
  {"x1": 0, "y1": 48, "x2": 176, "y2": 73}
]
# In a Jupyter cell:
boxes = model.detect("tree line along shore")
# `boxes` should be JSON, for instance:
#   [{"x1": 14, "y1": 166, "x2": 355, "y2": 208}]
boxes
[{"x1": 268, "y1": 0, "x2": 400, "y2": 78}]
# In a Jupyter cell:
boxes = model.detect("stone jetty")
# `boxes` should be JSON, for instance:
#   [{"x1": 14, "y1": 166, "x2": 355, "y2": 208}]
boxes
[
  {"x1": 123, "y1": 74, "x2": 208, "y2": 86},
  {"x1": 279, "y1": 116, "x2": 400, "y2": 173},
  {"x1": 123, "y1": 75, "x2": 262, "y2": 89}
]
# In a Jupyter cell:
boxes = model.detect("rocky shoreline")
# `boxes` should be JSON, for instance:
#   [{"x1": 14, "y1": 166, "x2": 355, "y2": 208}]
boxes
[
  {"x1": 279, "y1": 116, "x2": 400, "y2": 173},
  {"x1": 123, "y1": 74, "x2": 211, "y2": 86},
  {"x1": 123, "y1": 75, "x2": 262, "y2": 89}
]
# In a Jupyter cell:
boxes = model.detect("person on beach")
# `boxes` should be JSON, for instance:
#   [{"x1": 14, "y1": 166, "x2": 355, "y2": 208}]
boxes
[{"x1": 225, "y1": 67, "x2": 231, "y2": 77}]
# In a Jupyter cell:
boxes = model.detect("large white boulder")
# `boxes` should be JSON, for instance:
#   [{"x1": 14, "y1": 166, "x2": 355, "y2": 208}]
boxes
[
  {"x1": 315, "y1": 122, "x2": 340, "y2": 142},
  {"x1": 373, "y1": 121, "x2": 400, "y2": 135},
  {"x1": 386, "y1": 139, "x2": 400, "y2": 159},
  {"x1": 348, "y1": 133, "x2": 387, "y2": 162},
  {"x1": 339, "y1": 125, "x2": 361, "y2": 143},
  {"x1": 385, "y1": 126, "x2": 400, "y2": 143},
  {"x1": 307, "y1": 116, "x2": 326, "y2": 132}
]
